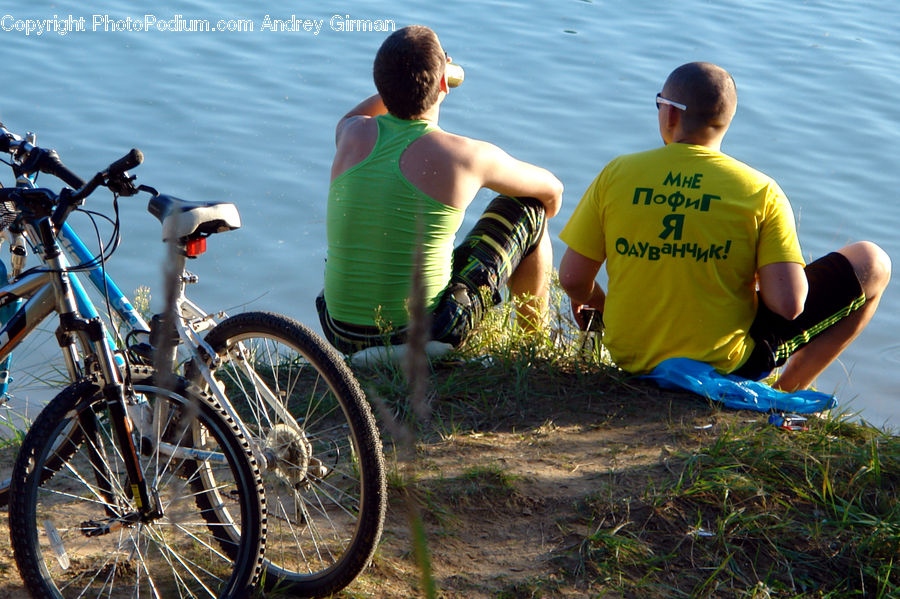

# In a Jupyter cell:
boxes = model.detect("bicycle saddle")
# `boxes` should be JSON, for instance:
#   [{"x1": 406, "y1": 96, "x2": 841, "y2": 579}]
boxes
[{"x1": 147, "y1": 194, "x2": 241, "y2": 242}]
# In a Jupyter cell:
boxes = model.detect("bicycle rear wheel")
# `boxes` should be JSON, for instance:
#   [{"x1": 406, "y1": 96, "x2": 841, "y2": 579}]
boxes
[
  {"x1": 8, "y1": 366, "x2": 266, "y2": 599},
  {"x1": 199, "y1": 311, "x2": 385, "y2": 597}
]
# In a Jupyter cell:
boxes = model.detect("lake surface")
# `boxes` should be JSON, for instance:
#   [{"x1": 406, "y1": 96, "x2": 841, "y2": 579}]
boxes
[{"x1": 2, "y1": 0, "x2": 898, "y2": 428}]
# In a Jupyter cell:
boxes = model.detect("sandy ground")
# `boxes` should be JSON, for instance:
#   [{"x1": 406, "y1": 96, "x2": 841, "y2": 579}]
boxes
[
  {"x1": 0, "y1": 377, "x2": 732, "y2": 598},
  {"x1": 343, "y1": 379, "x2": 733, "y2": 598}
]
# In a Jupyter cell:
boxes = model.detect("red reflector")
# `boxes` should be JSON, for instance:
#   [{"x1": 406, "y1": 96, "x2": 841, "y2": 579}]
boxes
[{"x1": 186, "y1": 236, "x2": 206, "y2": 257}]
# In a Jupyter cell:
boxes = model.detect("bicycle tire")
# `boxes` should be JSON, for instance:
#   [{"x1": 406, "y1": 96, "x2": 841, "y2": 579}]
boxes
[
  {"x1": 8, "y1": 366, "x2": 267, "y2": 599},
  {"x1": 197, "y1": 311, "x2": 385, "y2": 597},
  {"x1": 0, "y1": 321, "x2": 69, "y2": 508}
]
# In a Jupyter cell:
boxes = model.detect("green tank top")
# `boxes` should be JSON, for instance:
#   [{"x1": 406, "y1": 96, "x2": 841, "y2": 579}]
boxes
[{"x1": 324, "y1": 114, "x2": 464, "y2": 327}]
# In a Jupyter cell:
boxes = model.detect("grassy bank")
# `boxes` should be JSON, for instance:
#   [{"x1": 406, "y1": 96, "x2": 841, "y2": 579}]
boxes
[{"x1": 347, "y1": 298, "x2": 900, "y2": 599}]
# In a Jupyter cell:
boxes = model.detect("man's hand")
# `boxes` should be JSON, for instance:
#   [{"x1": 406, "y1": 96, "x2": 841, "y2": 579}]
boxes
[
  {"x1": 559, "y1": 247, "x2": 606, "y2": 318},
  {"x1": 572, "y1": 302, "x2": 603, "y2": 332}
]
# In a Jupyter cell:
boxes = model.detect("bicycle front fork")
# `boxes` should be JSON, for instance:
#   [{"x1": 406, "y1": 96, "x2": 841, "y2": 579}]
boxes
[{"x1": 65, "y1": 311, "x2": 162, "y2": 522}]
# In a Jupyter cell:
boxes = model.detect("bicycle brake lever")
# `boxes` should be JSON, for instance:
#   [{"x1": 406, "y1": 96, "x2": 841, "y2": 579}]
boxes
[
  {"x1": 107, "y1": 173, "x2": 140, "y2": 197},
  {"x1": 17, "y1": 146, "x2": 44, "y2": 174}
]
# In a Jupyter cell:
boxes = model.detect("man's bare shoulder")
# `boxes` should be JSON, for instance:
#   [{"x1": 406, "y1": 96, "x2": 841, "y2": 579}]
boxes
[
  {"x1": 417, "y1": 129, "x2": 501, "y2": 166},
  {"x1": 332, "y1": 115, "x2": 380, "y2": 180},
  {"x1": 336, "y1": 114, "x2": 378, "y2": 147}
]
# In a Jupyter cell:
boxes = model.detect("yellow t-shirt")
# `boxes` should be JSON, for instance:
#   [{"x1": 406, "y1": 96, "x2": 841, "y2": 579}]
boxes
[{"x1": 560, "y1": 143, "x2": 804, "y2": 374}]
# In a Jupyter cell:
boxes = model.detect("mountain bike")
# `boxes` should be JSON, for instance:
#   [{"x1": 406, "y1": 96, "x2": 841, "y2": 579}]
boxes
[
  {"x1": 0, "y1": 148, "x2": 267, "y2": 597},
  {"x1": 0, "y1": 127, "x2": 387, "y2": 597}
]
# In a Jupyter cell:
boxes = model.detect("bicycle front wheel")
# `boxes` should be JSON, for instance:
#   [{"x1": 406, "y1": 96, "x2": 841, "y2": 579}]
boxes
[
  {"x1": 199, "y1": 311, "x2": 385, "y2": 597},
  {"x1": 8, "y1": 366, "x2": 266, "y2": 599},
  {"x1": 0, "y1": 318, "x2": 69, "y2": 508}
]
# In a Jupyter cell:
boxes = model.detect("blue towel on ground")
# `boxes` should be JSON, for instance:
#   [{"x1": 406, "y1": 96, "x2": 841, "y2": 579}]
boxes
[{"x1": 644, "y1": 358, "x2": 836, "y2": 414}]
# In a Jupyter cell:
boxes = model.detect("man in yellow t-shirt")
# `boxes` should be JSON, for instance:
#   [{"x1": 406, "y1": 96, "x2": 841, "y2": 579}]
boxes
[{"x1": 559, "y1": 62, "x2": 891, "y2": 391}]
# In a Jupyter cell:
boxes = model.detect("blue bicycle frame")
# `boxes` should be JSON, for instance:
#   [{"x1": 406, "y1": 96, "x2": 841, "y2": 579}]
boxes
[
  {"x1": 57, "y1": 221, "x2": 149, "y2": 334},
  {"x1": 0, "y1": 179, "x2": 149, "y2": 401}
]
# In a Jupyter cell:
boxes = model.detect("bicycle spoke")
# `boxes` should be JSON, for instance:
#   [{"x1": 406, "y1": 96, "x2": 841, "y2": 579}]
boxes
[
  {"x1": 9, "y1": 371, "x2": 265, "y2": 598},
  {"x1": 199, "y1": 313, "x2": 384, "y2": 594}
]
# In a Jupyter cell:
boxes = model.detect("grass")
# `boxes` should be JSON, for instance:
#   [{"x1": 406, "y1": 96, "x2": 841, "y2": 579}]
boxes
[
  {"x1": 0, "y1": 272, "x2": 892, "y2": 598},
  {"x1": 350, "y1": 281, "x2": 900, "y2": 599},
  {"x1": 562, "y1": 419, "x2": 900, "y2": 597},
  {"x1": 434, "y1": 463, "x2": 524, "y2": 507}
]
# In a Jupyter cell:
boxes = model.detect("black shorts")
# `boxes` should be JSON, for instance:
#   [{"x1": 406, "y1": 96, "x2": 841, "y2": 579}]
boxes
[
  {"x1": 317, "y1": 195, "x2": 546, "y2": 354},
  {"x1": 731, "y1": 252, "x2": 866, "y2": 380}
]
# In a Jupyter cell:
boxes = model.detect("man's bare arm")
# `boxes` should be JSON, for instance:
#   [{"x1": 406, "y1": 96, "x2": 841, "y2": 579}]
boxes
[
  {"x1": 559, "y1": 248, "x2": 607, "y2": 327},
  {"x1": 473, "y1": 141, "x2": 563, "y2": 217},
  {"x1": 757, "y1": 261, "x2": 808, "y2": 320},
  {"x1": 335, "y1": 94, "x2": 387, "y2": 146},
  {"x1": 331, "y1": 94, "x2": 387, "y2": 181}
]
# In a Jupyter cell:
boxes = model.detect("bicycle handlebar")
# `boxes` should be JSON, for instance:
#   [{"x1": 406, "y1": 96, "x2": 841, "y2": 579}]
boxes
[
  {"x1": 51, "y1": 148, "x2": 143, "y2": 228},
  {"x1": 0, "y1": 125, "x2": 141, "y2": 194},
  {"x1": 0, "y1": 125, "x2": 38, "y2": 166},
  {"x1": 36, "y1": 148, "x2": 86, "y2": 189},
  {"x1": 0, "y1": 125, "x2": 145, "y2": 231},
  {"x1": 108, "y1": 148, "x2": 143, "y2": 178}
]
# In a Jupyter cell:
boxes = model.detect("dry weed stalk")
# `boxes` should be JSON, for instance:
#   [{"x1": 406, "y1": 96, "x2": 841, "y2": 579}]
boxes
[{"x1": 367, "y1": 229, "x2": 437, "y2": 598}]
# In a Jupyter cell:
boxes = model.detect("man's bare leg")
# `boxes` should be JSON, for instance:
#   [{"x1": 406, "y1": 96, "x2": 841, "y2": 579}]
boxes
[
  {"x1": 775, "y1": 241, "x2": 891, "y2": 391},
  {"x1": 508, "y1": 224, "x2": 553, "y2": 332}
]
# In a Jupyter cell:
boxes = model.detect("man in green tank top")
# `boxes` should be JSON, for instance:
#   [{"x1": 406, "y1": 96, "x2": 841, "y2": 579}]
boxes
[{"x1": 317, "y1": 25, "x2": 563, "y2": 354}]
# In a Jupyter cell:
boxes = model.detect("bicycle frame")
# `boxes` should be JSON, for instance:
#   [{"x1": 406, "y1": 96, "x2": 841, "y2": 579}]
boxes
[
  {"x1": 0, "y1": 181, "x2": 135, "y2": 401},
  {"x1": 160, "y1": 240, "x2": 294, "y2": 470},
  {"x1": 0, "y1": 206, "x2": 158, "y2": 516},
  {"x1": 0, "y1": 268, "x2": 80, "y2": 372},
  {"x1": 0, "y1": 206, "x2": 260, "y2": 526},
  {"x1": 58, "y1": 221, "x2": 149, "y2": 334},
  {"x1": 58, "y1": 202, "x2": 298, "y2": 468},
  {"x1": 49, "y1": 205, "x2": 287, "y2": 470},
  {"x1": 1, "y1": 145, "x2": 292, "y2": 474},
  {"x1": 0, "y1": 190, "x2": 270, "y2": 467}
]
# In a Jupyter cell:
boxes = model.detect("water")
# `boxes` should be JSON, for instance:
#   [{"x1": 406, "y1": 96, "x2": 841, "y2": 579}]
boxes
[{"x1": 1, "y1": 0, "x2": 897, "y2": 428}]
